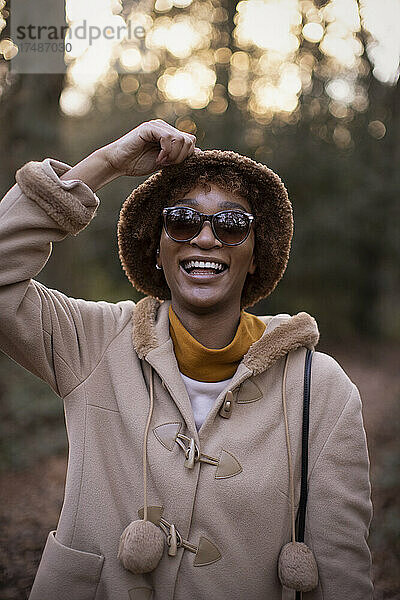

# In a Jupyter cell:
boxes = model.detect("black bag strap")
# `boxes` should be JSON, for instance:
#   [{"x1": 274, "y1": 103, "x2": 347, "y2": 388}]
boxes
[{"x1": 295, "y1": 348, "x2": 313, "y2": 600}]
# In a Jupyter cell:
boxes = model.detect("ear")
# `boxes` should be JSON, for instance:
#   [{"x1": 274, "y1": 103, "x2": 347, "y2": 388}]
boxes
[{"x1": 248, "y1": 254, "x2": 256, "y2": 275}]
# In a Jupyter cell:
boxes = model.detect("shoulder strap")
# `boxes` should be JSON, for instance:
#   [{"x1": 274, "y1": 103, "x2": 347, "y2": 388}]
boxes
[
  {"x1": 295, "y1": 348, "x2": 313, "y2": 600},
  {"x1": 297, "y1": 347, "x2": 313, "y2": 541}
]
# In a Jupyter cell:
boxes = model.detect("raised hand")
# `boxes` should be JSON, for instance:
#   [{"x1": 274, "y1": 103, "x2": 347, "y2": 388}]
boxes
[
  {"x1": 60, "y1": 119, "x2": 198, "y2": 191},
  {"x1": 102, "y1": 119, "x2": 197, "y2": 177}
]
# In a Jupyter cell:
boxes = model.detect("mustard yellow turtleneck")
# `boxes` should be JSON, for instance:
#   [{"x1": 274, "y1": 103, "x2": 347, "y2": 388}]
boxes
[{"x1": 169, "y1": 305, "x2": 266, "y2": 382}]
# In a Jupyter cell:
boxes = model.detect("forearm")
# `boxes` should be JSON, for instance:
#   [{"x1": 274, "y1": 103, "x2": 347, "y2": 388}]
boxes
[{"x1": 60, "y1": 147, "x2": 119, "y2": 192}]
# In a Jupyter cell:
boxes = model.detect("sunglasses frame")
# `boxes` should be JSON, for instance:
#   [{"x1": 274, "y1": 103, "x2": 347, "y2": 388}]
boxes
[{"x1": 162, "y1": 206, "x2": 255, "y2": 246}]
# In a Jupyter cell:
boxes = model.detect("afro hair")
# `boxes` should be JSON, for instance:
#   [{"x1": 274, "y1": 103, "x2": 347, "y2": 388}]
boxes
[{"x1": 118, "y1": 149, "x2": 293, "y2": 309}]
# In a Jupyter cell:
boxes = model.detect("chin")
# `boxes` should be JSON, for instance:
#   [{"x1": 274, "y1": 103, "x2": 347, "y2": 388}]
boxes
[{"x1": 178, "y1": 289, "x2": 232, "y2": 314}]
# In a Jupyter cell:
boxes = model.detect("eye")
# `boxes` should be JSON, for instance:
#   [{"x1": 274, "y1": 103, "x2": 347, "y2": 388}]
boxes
[{"x1": 216, "y1": 212, "x2": 248, "y2": 232}]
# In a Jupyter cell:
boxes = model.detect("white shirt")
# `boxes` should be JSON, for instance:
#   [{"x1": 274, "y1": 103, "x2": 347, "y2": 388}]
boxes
[{"x1": 180, "y1": 372, "x2": 233, "y2": 430}]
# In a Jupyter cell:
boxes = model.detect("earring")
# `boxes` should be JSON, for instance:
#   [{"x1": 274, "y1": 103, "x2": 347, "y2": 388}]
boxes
[{"x1": 156, "y1": 248, "x2": 162, "y2": 270}]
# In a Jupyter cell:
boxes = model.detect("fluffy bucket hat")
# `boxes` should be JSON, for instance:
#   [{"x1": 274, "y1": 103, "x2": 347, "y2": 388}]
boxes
[{"x1": 118, "y1": 150, "x2": 293, "y2": 309}]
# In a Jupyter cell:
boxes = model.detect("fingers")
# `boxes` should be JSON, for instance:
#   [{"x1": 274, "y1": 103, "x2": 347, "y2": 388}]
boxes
[
  {"x1": 169, "y1": 136, "x2": 196, "y2": 165},
  {"x1": 143, "y1": 119, "x2": 196, "y2": 166},
  {"x1": 160, "y1": 135, "x2": 196, "y2": 166},
  {"x1": 154, "y1": 124, "x2": 176, "y2": 163},
  {"x1": 157, "y1": 135, "x2": 185, "y2": 164}
]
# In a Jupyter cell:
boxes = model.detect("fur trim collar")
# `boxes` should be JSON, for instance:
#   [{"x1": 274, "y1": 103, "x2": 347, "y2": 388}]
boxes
[
  {"x1": 132, "y1": 296, "x2": 319, "y2": 374},
  {"x1": 243, "y1": 312, "x2": 319, "y2": 375},
  {"x1": 132, "y1": 296, "x2": 161, "y2": 359}
]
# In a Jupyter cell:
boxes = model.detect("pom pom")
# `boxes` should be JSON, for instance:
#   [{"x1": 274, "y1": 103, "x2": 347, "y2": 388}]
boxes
[
  {"x1": 118, "y1": 519, "x2": 165, "y2": 574},
  {"x1": 278, "y1": 542, "x2": 318, "y2": 592}
]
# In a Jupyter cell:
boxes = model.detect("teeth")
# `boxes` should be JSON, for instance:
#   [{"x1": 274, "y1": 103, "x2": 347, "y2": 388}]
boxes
[{"x1": 183, "y1": 260, "x2": 226, "y2": 272}]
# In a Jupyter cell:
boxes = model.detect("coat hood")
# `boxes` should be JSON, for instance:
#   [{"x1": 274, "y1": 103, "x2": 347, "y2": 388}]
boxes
[{"x1": 131, "y1": 296, "x2": 320, "y2": 374}]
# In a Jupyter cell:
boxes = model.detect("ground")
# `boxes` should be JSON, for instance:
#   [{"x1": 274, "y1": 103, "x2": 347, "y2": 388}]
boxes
[{"x1": 0, "y1": 341, "x2": 399, "y2": 599}]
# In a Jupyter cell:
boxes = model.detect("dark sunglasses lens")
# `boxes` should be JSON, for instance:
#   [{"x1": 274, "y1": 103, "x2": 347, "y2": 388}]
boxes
[
  {"x1": 214, "y1": 212, "x2": 250, "y2": 244},
  {"x1": 165, "y1": 208, "x2": 201, "y2": 241}
]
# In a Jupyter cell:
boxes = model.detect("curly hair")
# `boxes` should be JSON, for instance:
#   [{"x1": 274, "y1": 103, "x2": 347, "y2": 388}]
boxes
[{"x1": 117, "y1": 150, "x2": 293, "y2": 308}]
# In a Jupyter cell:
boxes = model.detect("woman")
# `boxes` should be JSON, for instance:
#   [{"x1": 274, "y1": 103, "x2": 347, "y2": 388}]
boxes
[{"x1": 0, "y1": 120, "x2": 373, "y2": 599}]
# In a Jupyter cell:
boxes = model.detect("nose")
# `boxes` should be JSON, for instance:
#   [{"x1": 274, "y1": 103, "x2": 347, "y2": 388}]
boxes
[{"x1": 190, "y1": 220, "x2": 223, "y2": 249}]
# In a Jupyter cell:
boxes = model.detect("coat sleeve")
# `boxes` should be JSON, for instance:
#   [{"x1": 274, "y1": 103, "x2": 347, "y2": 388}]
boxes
[
  {"x1": 0, "y1": 158, "x2": 134, "y2": 398},
  {"x1": 306, "y1": 384, "x2": 373, "y2": 599}
]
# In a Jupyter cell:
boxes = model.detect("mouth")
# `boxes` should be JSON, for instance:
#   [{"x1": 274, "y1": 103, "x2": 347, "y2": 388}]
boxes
[{"x1": 180, "y1": 259, "x2": 228, "y2": 277}]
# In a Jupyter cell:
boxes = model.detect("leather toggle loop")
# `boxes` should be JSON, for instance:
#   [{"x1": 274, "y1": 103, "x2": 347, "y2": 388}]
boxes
[
  {"x1": 159, "y1": 518, "x2": 221, "y2": 567},
  {"x1": 137, "y1": 508, "x2": 222, "y2": 567},
  {"x1": 175, "y1": 434, "x2": 242, "y2": 478},
  {"x1": 153, "y1": 426, "x2": 243, "y2": 479}
]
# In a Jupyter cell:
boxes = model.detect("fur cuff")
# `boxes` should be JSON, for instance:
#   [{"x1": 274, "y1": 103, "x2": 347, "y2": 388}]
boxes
[{"x1": 15, "y1": 160, "x2": 99, "y2": 235}]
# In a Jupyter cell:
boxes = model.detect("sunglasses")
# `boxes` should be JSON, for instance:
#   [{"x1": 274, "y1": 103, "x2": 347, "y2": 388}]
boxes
[{"x1": 163, "y1": 206, "x2": 255, "y2": 246}]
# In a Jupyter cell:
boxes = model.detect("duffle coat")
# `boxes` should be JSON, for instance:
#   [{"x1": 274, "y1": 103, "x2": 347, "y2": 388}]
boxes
[{"x1": 0, "y1": 159, "x2": 373, "y2": 600}]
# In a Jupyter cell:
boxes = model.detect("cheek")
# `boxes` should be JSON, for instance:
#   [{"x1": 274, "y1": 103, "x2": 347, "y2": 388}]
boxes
[{"x1": 159, "y1": 233, "x2": 179, "y2": 273}]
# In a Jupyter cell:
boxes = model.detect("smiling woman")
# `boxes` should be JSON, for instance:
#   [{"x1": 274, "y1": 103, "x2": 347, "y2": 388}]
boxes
[
  {"x1": 0, "y1": 120, "x2": 373, "y2": 600},
  {"x1": 157, "y1": 184, "x2": 257, "y2": 348}
]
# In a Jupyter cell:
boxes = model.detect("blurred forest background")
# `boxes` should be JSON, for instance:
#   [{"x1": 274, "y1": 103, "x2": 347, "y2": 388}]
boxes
[{"x1": 0, "y1": 0, "x2": 399, "y2": 598}]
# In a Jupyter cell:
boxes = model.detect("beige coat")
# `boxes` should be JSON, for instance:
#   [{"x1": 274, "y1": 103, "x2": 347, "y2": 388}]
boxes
[{"x1": 0, "y1": 159, "x2": 373, "y2": 600}]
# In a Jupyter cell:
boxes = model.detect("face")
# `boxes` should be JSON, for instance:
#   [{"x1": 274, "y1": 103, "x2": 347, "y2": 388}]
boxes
[{"x1": 157, "y1": 183, "x2": 256, "y2": 316}]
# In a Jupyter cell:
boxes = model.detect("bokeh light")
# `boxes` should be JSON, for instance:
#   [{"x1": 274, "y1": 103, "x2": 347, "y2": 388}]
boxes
[
  {"x1": 302, "y1": 22, "x2": 324, "y2": 43},
  {"x1": 333, "y1": 124, "x2": 352, "y2": 148},
  {"x1": 234, "y1": 0, "x2": 301, "y2": 53},
  {"x1": 368, "y1": 119, "x2": 386, "y2": 139},
  {"x1": 360, "y1": 0, "x2": 400, "y2": 83},
  {"x1": 158, "y1": 60, "x2": 216, "y2": 109},
  {"x1": 0, "y1": 38, "x2": 18, "y2": 60},
  {"x1": 60, "y1": 86, "x2": 92, "y2": 117},
  {"x1": 146, "y1": 16, "x2": 211, "y2": 59},
  {"x1": 54, "y1": 0, "x2": 400, "y2": 126},
  {"x1": 326, "y1": 78, "x2": 355, "y2": 103}
]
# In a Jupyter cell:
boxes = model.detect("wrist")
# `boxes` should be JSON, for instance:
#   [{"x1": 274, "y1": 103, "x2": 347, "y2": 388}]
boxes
[
  {"x1": 60, "y1": 147, "x2": 121, "y2": 192},
  {"x1": 96, "y1": 144, "x2": 122, "y2": 178}
]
